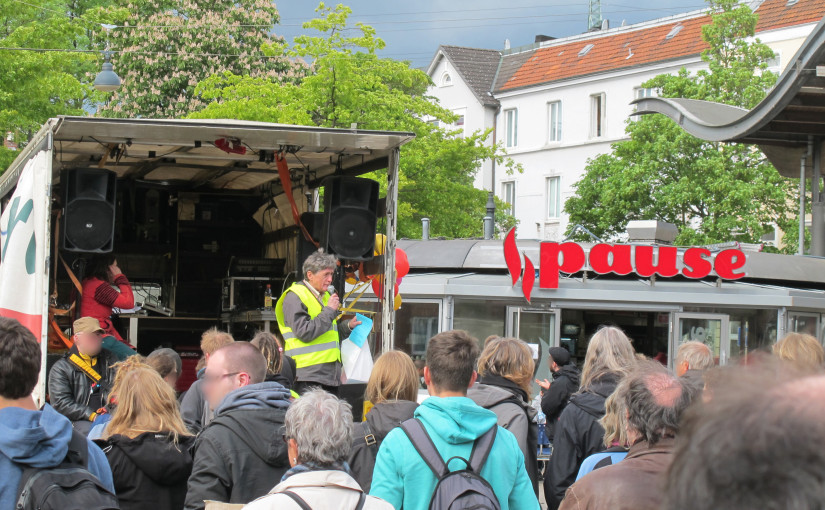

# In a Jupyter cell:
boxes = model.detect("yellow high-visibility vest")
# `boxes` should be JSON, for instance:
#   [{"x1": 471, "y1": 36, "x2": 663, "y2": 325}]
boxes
[{"x1": 275, "y1": 283, "x2": 341, "y2": 368}]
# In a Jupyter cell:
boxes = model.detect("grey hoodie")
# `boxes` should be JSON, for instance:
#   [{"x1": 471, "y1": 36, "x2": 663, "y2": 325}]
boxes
[{"x1": 468, "y1": 381, "x2": 539, "y2": 494}]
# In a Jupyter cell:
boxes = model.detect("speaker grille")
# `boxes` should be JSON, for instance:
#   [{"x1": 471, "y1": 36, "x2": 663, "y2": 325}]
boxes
[
  {"x1": 327, "y1": 211, "x2": 376, "y2": 259},
  {"x1": 62, "y1": 168, "x2": 117, "y2": 253}
]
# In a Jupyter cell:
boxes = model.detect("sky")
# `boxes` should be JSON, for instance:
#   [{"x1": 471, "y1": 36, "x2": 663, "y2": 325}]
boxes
[{"x1": 274, "y1": 0, "x2": 710, "y2": 69}]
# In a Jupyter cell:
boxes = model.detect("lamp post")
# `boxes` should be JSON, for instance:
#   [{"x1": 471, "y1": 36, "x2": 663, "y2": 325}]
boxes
[{"x1": 93, "y1": 50, "x2": 121, "y2": 92}]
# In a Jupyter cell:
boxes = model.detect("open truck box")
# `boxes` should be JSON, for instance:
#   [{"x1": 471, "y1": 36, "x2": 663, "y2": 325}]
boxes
[{"x1": 0, "y1": 116, "x2": 414, "y2": 404}]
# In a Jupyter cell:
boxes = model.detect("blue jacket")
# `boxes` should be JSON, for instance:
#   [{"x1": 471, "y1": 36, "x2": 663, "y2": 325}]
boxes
[
  {"x1": 0, "y1": 404, "x2": 114, "y2": 508},
  {"x1": 370, "y1": 396, "x2": 539, "y2": 510}
]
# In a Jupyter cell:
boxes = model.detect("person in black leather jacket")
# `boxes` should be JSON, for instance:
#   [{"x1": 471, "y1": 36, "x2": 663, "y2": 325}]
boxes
[{"x1": 48, "y1": 317, "x2": 117, "y2": 432}]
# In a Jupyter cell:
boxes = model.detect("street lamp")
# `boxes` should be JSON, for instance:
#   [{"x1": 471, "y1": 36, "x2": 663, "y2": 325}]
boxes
[{"x1": 94, "y1": 51, "x2": 121, "y2": 92}]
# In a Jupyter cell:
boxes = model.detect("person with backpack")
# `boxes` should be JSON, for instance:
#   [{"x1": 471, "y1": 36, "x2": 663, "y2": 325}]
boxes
[
  {"x1": 0, "y1": 317, "x2": 117, "y2": 509},
  {"x1": 370, "y1": 330, "x2": 539, "y2": 510},
  {"x1": 95, "y1": 359, "x2": 196, "y2": 510},
  {"x1": 467, "y1": 337, "x2": 539, "y2": 494},
  {"x1": 348, "y1": 351, "x2": 419, "y2": 492},
  {"x1": 244, "y1": 389, "x2": 393, "y2": 510}
]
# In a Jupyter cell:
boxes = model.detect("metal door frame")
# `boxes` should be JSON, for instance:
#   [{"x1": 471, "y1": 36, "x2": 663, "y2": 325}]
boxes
[{"x1": 672, "y1": 312, "x2": 731, "y2": 366}]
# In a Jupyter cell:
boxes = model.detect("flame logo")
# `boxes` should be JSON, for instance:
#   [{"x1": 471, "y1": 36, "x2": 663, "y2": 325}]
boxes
[{"x1": 504, "y1": 228, "x2": 535, "y2": 302}]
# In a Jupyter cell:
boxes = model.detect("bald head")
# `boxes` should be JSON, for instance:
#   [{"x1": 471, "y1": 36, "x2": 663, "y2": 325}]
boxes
[
  {"x1": 623, "y1": 360, "x2": 696, "y2": 445},
  {"x1": 213, "y1": 342, "x2": 267, "y2": 385}
]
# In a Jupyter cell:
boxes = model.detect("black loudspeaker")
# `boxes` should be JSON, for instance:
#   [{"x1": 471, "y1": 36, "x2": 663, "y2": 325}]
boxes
[
  {"x1": 298, "y1": 212, "x2": 325, "y2": 271},
  {"x1": 321, "y1": 176, "x2": 379, "y2": 261},
  {"x1": 62, "y1": 168, "x2": 117, "y2": 253}
]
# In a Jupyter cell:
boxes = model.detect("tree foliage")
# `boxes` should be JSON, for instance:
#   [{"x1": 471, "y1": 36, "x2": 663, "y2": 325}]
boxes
[
  {"x1": 0, "y1": 0, "x2": 123, "y2": 169},
  {"x1": 98, "y1": 0, "x2": 300, "y2": 118},
  {"x1": 565, "y1": 0, "x2": 797, "y2": 250},
  {"x1": 192, "y1": 3, "x2": 519, "y2": 239}
]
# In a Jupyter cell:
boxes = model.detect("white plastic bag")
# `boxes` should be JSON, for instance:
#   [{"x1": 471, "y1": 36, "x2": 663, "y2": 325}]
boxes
[{"x1": 341, "y1": 338, "x2": 374, "y2": 383}]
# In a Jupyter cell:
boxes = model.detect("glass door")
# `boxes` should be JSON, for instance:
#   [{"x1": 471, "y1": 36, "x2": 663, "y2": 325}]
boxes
[
  {"x1": 787, "y1": 311, "x2": 821, "y2": 343},
  {"x1": 507, "y1": 307, "x2": 560, "y2": 395},
  {"x1": 673, "y1": 313, "x2": 730, "y2": 366}
]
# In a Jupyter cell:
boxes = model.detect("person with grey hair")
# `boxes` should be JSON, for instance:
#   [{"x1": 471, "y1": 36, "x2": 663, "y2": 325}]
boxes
[
  {"x1": 244, "y1": 389, "x2": 393, "y2": 510},
  {"x1": 558, "y1": 361, "x2": 699, "y2": 510},
  {"x1": 275, "y1": 250, "x2": 361, "y2": 395},
  {"x1": 675, "y1": 341, "x2": 714, "y2": 392},
  {"x1": 146, "y1": 347, "x2": 183, "y2": 390}
]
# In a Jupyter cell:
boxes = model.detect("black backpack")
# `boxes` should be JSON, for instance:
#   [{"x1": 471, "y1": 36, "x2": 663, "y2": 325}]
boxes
[
  {"x1": 16, "y1": 429, "x2": 120, "y2": 510},
  {"x1": 400, "y1": 418, "x2": 501, "y2": 510}
]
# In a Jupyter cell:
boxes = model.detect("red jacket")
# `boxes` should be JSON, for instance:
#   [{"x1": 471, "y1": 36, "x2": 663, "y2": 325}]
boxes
[{"x1": 81, "y1": 274, "x2": 134, "y2": 345}]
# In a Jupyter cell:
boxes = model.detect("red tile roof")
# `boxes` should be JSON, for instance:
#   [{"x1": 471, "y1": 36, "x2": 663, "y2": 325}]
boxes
[{"x1": 495, "y1": 0, "x2": 825, "y2": 92}]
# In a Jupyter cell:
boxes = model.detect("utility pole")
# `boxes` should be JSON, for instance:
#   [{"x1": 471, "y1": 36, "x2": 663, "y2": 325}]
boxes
[{"x1": 588, "y1": 0, "x2": 603, "y2": 31}]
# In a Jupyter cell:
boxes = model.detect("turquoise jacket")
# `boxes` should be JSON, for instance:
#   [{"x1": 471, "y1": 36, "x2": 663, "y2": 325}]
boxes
[{"x1": 370, "y1": 396, "x2": 540, "y2": 510}]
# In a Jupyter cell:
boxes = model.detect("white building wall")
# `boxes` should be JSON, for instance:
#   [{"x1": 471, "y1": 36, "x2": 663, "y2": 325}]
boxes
[
  {"x1": 426, "y1": 55, "x2": 495, "y2": 191},
  {"x1": 427, "y1": 22, "x2": 817, "y2": 240},
  {"x1": 495, "y1": 57, "x2": 707, "y2": 239}
]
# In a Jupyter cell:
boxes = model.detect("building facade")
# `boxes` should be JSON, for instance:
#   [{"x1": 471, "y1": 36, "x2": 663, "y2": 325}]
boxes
[{"x1": 426, "y1": 0, "x2": 825, "y2": 240}]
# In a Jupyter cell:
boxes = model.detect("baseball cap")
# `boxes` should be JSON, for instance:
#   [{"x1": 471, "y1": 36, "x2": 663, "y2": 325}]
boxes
[
  {"x1": 548, "y1": 346, "x2": 571, "y2": 366},
  {"x1": 74, "y1": 317, "x2": 105, "y2": 335}
]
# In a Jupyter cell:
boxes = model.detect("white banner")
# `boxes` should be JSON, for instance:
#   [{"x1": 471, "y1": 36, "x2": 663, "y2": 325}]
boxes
[{"x1": 0, "y1": 149, "x2": 51, "y2": 343}]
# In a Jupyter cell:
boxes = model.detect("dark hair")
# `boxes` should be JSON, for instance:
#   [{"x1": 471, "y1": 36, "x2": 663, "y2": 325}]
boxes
[
  {"x1": 215, "y1": 342, "x2": 267, "y2": 384},
  {"x1": 87, "y1": 254, "x2": 116, "y2": 283},
  {"x1": 250, "y1": 331, "x2": 282, "y2": 376},
  {"x1": 623, "y1": 360, "x2": 696, "y2": 445},
  {"x1": 426, "y1": 330, "x2": 480, "y2": 393},
  {"x1": 0, "y1": 318, "x2": 41, "y2": 399},
  {"x1": 146, "y1": 348, "x2": 182, "y2": 379},
  {"x1": 665, "y1": 359, "x2": 825, "y2": 510}
]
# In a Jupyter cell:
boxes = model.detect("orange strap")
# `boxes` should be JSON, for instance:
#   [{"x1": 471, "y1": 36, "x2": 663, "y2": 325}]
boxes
[{"x1": 276, "y1": 153, "x2": 319, "y2": 247}]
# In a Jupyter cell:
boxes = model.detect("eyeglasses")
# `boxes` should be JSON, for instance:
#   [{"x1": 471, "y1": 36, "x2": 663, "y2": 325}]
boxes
[{"x1": 202, "y1": 372, "x2": 241, "y2": 385}]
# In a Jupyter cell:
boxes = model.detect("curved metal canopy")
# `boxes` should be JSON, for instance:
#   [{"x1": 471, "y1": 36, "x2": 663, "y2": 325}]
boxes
[{"x1": 632, "y1": 15, "x2": 825, "y2": 177}]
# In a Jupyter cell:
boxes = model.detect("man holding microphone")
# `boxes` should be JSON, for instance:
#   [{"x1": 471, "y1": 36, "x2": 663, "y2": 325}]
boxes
[{"x1": 275, "y1": 250, "x2": 361, "y2": 395}]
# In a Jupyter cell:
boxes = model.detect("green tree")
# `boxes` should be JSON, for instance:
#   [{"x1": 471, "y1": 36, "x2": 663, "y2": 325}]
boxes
[
  {"x1": 192, "y1": 2, "x2": 518, "y2": 239},
  {"x1": 98, "y1": 0, "x2": 300, "y2": 118},
  {"x1": 564, "y1": 0, "x2": 797, "y2": 250},
  {"x1": 0, "y1": 0, "x2": 124, "y2": 171}
]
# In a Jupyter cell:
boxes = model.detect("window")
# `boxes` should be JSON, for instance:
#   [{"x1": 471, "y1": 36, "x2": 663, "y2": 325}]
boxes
[
  {"x1": 504, "y1": 109, "x2": 518, "y2": 148},
  {"x1": 441, "y1": 72, "x2": 452, "y2": 87},
  {"x1": 453, "y1": 112, "x2": 465, "y2": 137},
  {"x1": 767, "y1": 52, "x2": 781, "y2": 73},
  {"x1": 548, "y1": 101, "x2": 562, "y2": 142},
  {"x1": 427, "y1": 119, "x2": 440, "y2": 128},
  {"x1": 501, "y1": 181, "x2": 515, "y2": 216},
  {"x1": 635, "y1": 87, "x2": 656, "y2": 99},
  {"x1": 546, "y1": 176, "x2": 561, "y2": 219},
  {"x1": 590, "y1": 93, "x2": 605, "y2": 138}
]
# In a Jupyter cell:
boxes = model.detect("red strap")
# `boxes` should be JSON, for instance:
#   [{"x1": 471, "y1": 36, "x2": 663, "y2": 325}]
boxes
[{"x1": 276, "y1": 153, "x2": 319, "y2": 247}]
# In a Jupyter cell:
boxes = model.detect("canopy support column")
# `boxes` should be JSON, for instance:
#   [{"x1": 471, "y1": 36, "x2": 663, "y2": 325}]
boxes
[
  {"x1": 800, "y1": 154, "x2": 807, "y2": 255},
  {"x1": 381, "y1": 147, "x2": 400, "y2": 353},
  {"x1": 812, "y1": 138, "x2": 825, "y2": 257}
]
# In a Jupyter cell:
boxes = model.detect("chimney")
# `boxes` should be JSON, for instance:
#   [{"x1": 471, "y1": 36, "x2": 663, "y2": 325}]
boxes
[{"x1": 626, "y1": 220, "x2": 678, "y2": 245}]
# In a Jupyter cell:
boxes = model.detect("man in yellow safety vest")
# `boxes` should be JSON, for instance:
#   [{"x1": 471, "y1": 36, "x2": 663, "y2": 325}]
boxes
[{"x1": 275, "y1": 250, "x2": 361, "y2": 395}]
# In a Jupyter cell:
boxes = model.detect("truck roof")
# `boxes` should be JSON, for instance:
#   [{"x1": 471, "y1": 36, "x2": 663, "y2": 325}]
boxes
[{"x1": 0, "y1": 116, "x2": 415, "y2": 198}]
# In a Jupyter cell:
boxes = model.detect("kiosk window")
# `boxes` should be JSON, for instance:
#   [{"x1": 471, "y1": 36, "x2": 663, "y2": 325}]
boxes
[{"x1": 454, "y1": 300, "x2": 507, "y2": 346}]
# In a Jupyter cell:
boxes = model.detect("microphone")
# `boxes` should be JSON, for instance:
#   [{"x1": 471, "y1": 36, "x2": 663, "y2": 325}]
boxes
[{"x1": 328, "y1": 285, "x2": 336, "y2": 296}]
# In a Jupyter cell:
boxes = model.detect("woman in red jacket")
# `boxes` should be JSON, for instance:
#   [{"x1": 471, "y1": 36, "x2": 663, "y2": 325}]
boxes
[{"x1": 81, "y1": 255, "x2": 136, "y2": 360}]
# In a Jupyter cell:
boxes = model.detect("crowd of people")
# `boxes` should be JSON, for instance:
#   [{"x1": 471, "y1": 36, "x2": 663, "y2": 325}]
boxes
[{"x1": 3, "y1": 250, "x2": 825, "y2": 509}]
